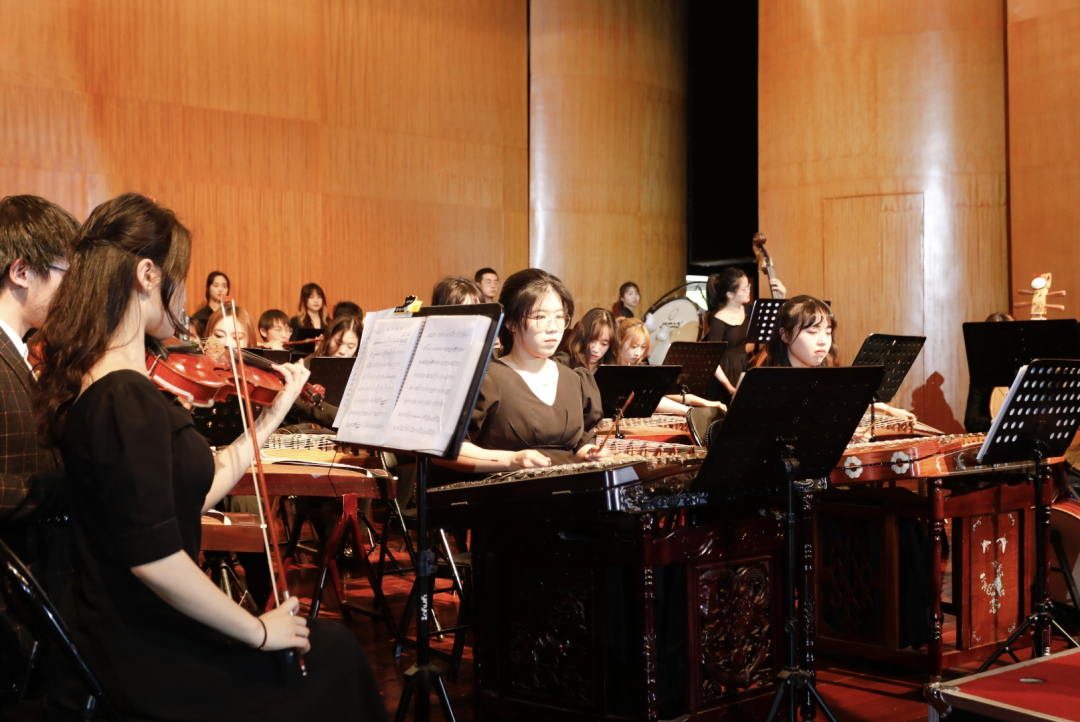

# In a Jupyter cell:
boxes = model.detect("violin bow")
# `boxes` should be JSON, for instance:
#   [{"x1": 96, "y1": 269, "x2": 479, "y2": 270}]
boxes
[{"x1": 222, "y1": 296, "x2": 307, "y2": 674}]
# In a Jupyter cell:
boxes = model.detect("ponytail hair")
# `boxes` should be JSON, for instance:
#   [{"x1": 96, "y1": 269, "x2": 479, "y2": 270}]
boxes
[{"x1": 33, "y1": 193, "x2": 191, "y2": 445}]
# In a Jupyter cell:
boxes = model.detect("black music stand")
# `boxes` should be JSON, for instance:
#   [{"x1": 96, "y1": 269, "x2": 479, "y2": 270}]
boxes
[
  {"x1": 963, "y1": 320, "x2": 1080, "y2": 388},
  {"x1": 335, "y1": 303, "x2": 502, "y2": 722},
  {"x1": 850, "y1": 334, "x2": 925, "y2": 440},
  {"x1": 290, "y1": 327, "x2": 323, "y2": 355},
  {"x1": 307, "y1": 357, "x2": 355, "y2": 407},
  {"x1": 246, "y1": 348, "x2": 293, "y2": 365},
  {"x1": 975, "y1": 359, "x2": 1080, "y2": 671},
  {"x1": 662, "y1": 341, "x2": 727, "y2": 396},
  {"x1": 746, "y1": 298, "x2": 786, "y2": 344},
  {"x1": 593, "y1": 365, "x2": 683, "y2": 419},
  {"x1": 692, "y1": 366, "x2": 883, "y2": 722}
]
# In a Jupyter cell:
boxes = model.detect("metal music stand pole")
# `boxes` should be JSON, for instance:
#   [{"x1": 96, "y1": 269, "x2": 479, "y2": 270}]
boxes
[
  {"x1": 764, "y1": 442, "x2": 839, "y2": 722},
  {"x1": 394, "y1": 454, "x2": 456, "y2": 722}
]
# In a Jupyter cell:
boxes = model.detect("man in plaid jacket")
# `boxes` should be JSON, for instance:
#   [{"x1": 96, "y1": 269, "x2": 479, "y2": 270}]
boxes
[{"x1": 0, "y1": 195, "x2": 77, "y2": 670}]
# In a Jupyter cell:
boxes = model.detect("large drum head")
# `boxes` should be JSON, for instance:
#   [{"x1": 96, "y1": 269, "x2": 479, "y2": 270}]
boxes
[{"x1": 645, "y1": 298, "x2": 702, "y2": 365}]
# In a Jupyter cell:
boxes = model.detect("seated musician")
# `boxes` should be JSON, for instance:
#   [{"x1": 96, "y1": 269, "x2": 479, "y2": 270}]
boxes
[
  {"x1": 615, "y1": 317, "x2": 724, "y2": 412},
  {"x1": 432, "y1": 276, "x2": 482, "y2": 306},
  {"x1": 257, "y1": 308, "x2": 291, "y2": 350},
  {"x1": 439, "y1": 268, "x2": 607, "y2": 476},
  {"x1": 553, "y1": 307, "x2": 618, "y2": 373},
  {"x1": 612, "y1": 281, "x2": 640, "y2": 319},
  {"x1": 750, "y1": 294, "x2": 915, "y2": 427},
  {"x1": 31, "y1": 194, "x2": 386, "y2": 721},
  {"x1": 331, "y1": 300, "x2": 362, "y2": 321}
]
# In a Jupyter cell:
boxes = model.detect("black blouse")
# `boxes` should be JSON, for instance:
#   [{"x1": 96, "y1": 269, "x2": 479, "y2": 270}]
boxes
[{"x1": 469, "y1": 360, "x2": 603, "y2": 465}]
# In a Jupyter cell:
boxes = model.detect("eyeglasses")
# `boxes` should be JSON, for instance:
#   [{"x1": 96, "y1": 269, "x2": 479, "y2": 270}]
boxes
[
  {"x1": 525, "y1": 313, "x2": 569, "y2": 330},
  {"x1": 48, "y1": 264, "x2": 68, "y2": 276}
]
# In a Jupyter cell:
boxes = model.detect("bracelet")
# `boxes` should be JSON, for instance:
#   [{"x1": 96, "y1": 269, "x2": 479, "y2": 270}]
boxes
[{"x1": 254, "y1": 617, "x2": 268, "y2": 650}]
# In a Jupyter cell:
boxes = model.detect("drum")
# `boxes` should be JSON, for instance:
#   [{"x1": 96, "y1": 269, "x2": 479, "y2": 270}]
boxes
[
  {"x1": 644, "y1": 298, "x2": 702, "y2": 365},
  {"x1": 1049, "y1": 498, "x2": 1080, "y2": 605}
]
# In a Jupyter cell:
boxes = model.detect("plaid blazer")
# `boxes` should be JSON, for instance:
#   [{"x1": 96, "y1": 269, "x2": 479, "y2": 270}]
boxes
[{"x1": 0, "y1": 330, "x2": 67, "y2": 654}]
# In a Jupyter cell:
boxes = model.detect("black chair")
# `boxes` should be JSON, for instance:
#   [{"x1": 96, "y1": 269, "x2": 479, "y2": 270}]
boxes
[{"x1": 0, "y1": 539, "x2": 122, "y2": 722}]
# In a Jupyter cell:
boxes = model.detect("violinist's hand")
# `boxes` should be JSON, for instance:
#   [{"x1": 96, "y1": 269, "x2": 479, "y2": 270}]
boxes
[
  {"x1": 576, "y1": 443, "x2": 611, "y2": 462},
  {"x1": 258, "y1": 596, "x2": 310, "y2": 653},
  {"x1": 769, "y1": 278, "x2": 787, "y2": 299},
  {"x1": 509, "y1": 449, "x2": 551, "y2": 469},
  {"x1": 268, "y1": 361, "x2": 311, "y2": 418}
]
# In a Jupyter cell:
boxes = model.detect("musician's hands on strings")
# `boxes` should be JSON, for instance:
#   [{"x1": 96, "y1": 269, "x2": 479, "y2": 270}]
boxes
[
  {"x1": 575, "y1": 443, "x2": 611, "y2": 462},
  {"x1": 267, "y1": 361, "x2": 312, "y2": 419},
  {"x1": 510, "y1": 449, "x2": 552, "y2": 469},
  {"x1": 769, "y1": 278, "x2": 787, "y2": 299},
  {"x1": 258, "y1": 596, "x2": 311, "y2": 653}
]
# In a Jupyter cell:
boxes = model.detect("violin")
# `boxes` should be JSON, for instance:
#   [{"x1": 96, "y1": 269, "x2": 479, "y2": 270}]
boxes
[{"x1": 145, "y1": 338, "x2": 325, "y2": 408}]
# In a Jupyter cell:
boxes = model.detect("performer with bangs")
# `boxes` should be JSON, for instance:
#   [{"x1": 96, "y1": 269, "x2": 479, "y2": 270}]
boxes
[
  {"x1": 439, "y1": 268, "x2": 607, "y2": 477},
  {"x1": 615, "y1": 317, "x2": 724, "y2": 412},
  {"x1": 554, "y1": 308, "x2": 619, "y2": 373}
]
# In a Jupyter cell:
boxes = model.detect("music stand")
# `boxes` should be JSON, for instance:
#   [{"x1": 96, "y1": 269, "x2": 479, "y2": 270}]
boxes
[
  {"x1": 334, "y1": 302, "x2": 502, "y2": 722},
  {"x1": 593, "y1": 365, "x2": 683, "y2": 419},
  {"x1": 975, "y1": 359, "x2": 1080, "y2": 670},
  {"x1": 850, "y1": 334, "x2": 926, "y2": 440},
  {"x1": 963, "y1": 320, "x2": 1080, "y2": 388},
  {"x1": 745, "y1": 298, "x2": 786, "y2": 344},
  {"x1": 291, "y1": 327, "x2": 323, "y2": 355},
  {"x1": 661, "y1": 341, "x2": 727, "y2": 396},
  {"x1": 307, "y1": 357, "x2": 355, "y2": 407},
  {"x1": 692, "y1": 366, "x2": 883, "y2": 722},
  {"x1": 246, "y1": 348, "x2": 293, "y2": 365}
]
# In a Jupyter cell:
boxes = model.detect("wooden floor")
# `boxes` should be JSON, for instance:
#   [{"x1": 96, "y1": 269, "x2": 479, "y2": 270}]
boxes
[{"x1": 271, "y1": 539, "x2": 1070, "y2": 722}]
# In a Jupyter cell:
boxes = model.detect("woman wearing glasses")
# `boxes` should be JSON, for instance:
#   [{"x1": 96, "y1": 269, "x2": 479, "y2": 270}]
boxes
[{"x1": 440, "y1": 268, "x2": 607, "y2": 476}]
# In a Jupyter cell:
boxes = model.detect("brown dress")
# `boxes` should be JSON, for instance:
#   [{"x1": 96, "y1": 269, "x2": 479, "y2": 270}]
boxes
[{"x1": 433, "y1": 359, "x2": 603, "y2": 484}]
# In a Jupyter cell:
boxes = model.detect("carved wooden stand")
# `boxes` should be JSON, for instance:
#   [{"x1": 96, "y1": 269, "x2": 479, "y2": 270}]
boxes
[{"x1": 469, "y1": 506, "x2": 785, "y2": 721}]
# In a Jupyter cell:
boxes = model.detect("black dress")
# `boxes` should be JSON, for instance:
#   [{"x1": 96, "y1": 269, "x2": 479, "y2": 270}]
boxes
[
  {"x1": 616, "y1": 305, "x2": 633, "y2": 319},
  {"x1": 189, "y1": 304, "x2": 214, "y2": 338},
  {"x1": 433, "y1": 360, "x2": 602, "y2": 484},
  {"x1": 51, "y1": 370, "x2": 387, "y2": 722},
  {"x1": 704, "y1": 311, "x2": 750, "y2": 403}
]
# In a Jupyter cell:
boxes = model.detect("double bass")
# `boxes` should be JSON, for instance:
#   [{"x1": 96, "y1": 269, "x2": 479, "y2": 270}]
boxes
[{"x1": 751, "y1": 231, "x2": 783, "y2": 299}]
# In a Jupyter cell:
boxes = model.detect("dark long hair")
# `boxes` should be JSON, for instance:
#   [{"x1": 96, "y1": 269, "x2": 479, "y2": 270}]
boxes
[
  {"x1": 706, "y1": 267, "x2": 747, "y2": 314},
  {"x1": 611, "y1": 281, "x2": 640, "y2": 317},
  {"x1": 751, "y1": 295, "x2": 838, "y2": 368},
  {"x1": 314, "y1": 315, "x2": 363, "y2": 358},
  {"x1": 204, "y1": 270, "x2": 229, "y2": 302},
  {"x1": 498, "y1": 269, "x2": 574, "y2": 353},
  {"x1": 33, "y1": 193, "x2": 191, "y2": 445},
  {"x1": 297, "y1": 282, "x2": 330, "y2": 328},
  {"x1": 564, "y1": 308, "x2": 619, "y2": 370}
]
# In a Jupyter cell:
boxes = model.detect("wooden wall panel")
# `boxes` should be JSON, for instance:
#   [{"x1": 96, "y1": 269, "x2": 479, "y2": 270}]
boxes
[
  {"x1": 0, "y1": 0, "x2": 528, "y2": 321},
  {"x1": 760, "y1": 0, "x2": 1009, "y2": 431},
  {"x1": 823, "y1": 194, "x2": 925, "y2": 412},
  {"x1": 530, "y1": 0, "x2": 687, "y2": 317},
  {"x1": 1007, "y1": 0, "x2": 1080, "y2": 319}
]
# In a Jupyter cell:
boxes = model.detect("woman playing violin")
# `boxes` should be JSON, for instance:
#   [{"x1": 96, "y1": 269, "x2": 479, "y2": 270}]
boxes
[{"x1": 31, "y1": 194, "x2": 386, "y2": 722}]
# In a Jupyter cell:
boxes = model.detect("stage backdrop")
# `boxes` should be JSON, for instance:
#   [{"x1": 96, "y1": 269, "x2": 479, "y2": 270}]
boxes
[
  {"x1": 759, "y1": 0, "x2": 1010, "y2": 432},
  {"x1": 1007, "y1": 0, "x2": 1080, "y2": 321},
  {"x1": 528, "y1": 0, "x2": 689, "y2": 318},
  {"x1": 0, "y1": 0, "x2": 529, "y2": 320}
]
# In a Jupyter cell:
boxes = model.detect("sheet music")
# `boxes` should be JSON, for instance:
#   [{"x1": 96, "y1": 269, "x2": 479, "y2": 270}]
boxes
[
  {"x1": 333, "y1": 307, "x2": 406, "y2": 429},
  {"x1": 334, "y1": 316, "x2": 424, "y2": 446},
  {"x1": 384, "y1": 315, "x2": 492, "y2": 455}
]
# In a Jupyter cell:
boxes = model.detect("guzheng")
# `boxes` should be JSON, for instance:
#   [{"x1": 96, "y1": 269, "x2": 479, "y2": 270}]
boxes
[
  {"x1": 854, "y1": 412, "x2": 945, "y2": 438},
  {"x1": 831, "y1": 432, "x2": 1055, "y2": 485},
  {"x1": 428, "y1": 439, "x2": 707, "y2": 525},
  {"x1": 595, "y1": 412, "x2": 688, "y2": 434}
]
